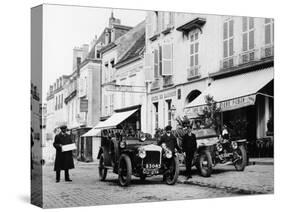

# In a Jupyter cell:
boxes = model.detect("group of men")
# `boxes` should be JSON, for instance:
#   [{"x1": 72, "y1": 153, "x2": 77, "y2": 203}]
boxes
[
  {"x1": 53, "y1": 123, "x2": 197, "y2": 183},
  {"x1": 158, "y1": 124, "x2": 197, "y2": 180}
]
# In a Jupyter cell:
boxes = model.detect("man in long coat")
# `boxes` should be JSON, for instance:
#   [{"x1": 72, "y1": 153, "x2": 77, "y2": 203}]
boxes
[
  {"x1": 182, "y1": 124, "x2": 197, "y2": 180},
  {"x1": 53, "y1": 125, "x2": 74, "y2": 182}
]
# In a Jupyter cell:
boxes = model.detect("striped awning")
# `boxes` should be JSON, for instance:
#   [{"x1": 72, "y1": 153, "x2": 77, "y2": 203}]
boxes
[{"x1": 185, "y1": 67, "x2": 273, "y2": 117}]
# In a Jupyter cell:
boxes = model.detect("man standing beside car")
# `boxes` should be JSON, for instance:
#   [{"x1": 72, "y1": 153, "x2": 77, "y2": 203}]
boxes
[
  {"x1": 182, "y1": 124, "x2": 197, "y2": 180},
  {"x1": 53, "y1": 125, "x2": 75, "y2": 183},
  {"x1": 158, "y1": 125, "x2": 181, "y2": 153}
]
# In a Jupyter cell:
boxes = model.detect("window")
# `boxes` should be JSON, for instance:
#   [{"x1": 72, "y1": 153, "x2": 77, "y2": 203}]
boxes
[
  {"x1": 223, "y1": 19, "x2": 234, "y2": 58},
  {"x1": 104, "y1": 63, "x2": 109, "y2": 83},
  {"x1": 166, "y1": 100, "x2": 172, "y2": 126},
  {"x1": 190, "y1": 31, "x2": 199, "y2": 67},
  {"x1": 162, "y1": 44, "x2": 173, "y2": 76},
  {"x1": 265, "y1": 18, "x2": 274, "y2": 45},
  {"x1": 154, "y1": 49, "x2": 159, "y2": 78},
  {"x1": 153, "y1": 102, "x2": 159, "y2": 129},
  {"x1": 242, "y1": 17, "x2": 255, "y2": 51},
  {"x1": 61, "y1": 94, "x2": 63, "y2": 108},
  {"x1": 110, "y1": 60, "x2": 115, "y2": 81},
  {"x1": 55, "y1": 96, "x2": 57, "y2": 110}
]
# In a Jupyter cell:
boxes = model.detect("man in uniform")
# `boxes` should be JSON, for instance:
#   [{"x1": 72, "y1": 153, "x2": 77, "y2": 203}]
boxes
[
  {"x1": 182, "y1": 124, "x2": 197, "y2": 180},
  {"x1": 53, "y1": 125, "x2": 75, "y2": 183}
]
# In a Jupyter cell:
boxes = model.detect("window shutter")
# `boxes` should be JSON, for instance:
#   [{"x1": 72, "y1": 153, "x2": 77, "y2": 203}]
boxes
[
  {"x1": 249, "y1": 30, "x2": 254, "y2": 49},
  {"x1": 223, "y1": 40, "x2": 228, "y2": 58},
  {"x1": 242, "y1": 33, "x2": 248, "y2": 51},
  {"x1": 223, "y1": 22, "x2": 228, "y2": 39},
  {"x1": 154, "y1": 49, "x2": 159, "y2": 78},
  {"x1": 265, "y1": 24, "x2": 271, "y2": 44},
  {"x1": 144, "y1": 53, "x2": 154, "y2": 81},
  {"x1": 229, "y1": 20, "x2": 234, "y2": 37},
  {"x1": 159, "y1": 45, "x2": 162, "y2": 76},
  {"x1": 229, "y1": 38, "x2": 234, "y2": 56},
  {"x1": 249, "y1": 17, "x2": 254, "y2": 29},
  {"x1": 242, "y1": 17, "x2": 247, "y2": 32},
  {"x1": 162, "y1": 44, "x2": 173, "y2": 76}
]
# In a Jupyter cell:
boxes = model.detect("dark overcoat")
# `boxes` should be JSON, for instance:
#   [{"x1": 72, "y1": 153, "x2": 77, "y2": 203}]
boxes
[
  {"x1": 182, "y1": 133, "x2": 197, "y2": 153},
  {"x1": 53, "y1": 133, "x2": 75, "y2": 171},
  {"x1": 158, "y1": 133, "x2": 180, "y2": 153}
]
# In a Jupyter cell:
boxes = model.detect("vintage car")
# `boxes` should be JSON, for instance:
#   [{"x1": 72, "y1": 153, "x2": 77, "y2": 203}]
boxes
[
  {"x1": 181, "y1": 128, "x2": 247, "y2": 177},
  {"x1": 97, "y1": 132, "x2": 179, "y2": 186}
]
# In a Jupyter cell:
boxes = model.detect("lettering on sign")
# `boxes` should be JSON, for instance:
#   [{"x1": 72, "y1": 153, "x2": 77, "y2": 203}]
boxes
[{"x1": 220, "y1": 95, "x2": 256, "y2": 111}]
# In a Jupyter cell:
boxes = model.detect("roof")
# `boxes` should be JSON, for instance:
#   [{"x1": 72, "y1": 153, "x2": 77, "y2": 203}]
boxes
[
  {"x1": 87, "y1": 24, "x2": 133, "y2": 59},
  {"x1": 115, "y1": 32, "x2": 145, "y2": 68}
]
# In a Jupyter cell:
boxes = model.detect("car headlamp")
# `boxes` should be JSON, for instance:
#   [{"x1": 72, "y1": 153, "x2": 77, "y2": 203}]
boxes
[
  {"x1": 119, "y1": 141, "x2": 126, "y2": 148},
  {"x1": 165, "y1": 150, "x2": 172, "y2": 159},
  {"x1": 138, "y1": 148, "x2": 146, "y2": 159},
  {"x1": 231, "y1": 141, "x2": 238, "y2": 149},
  {"x1": 216, "y1": 143, "x2": 223, "y2": 152}
]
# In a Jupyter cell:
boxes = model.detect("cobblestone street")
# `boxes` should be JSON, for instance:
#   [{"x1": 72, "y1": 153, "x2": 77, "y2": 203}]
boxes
[{"x1": 30, "y1": 160, "x2": 274, "y2": 208}]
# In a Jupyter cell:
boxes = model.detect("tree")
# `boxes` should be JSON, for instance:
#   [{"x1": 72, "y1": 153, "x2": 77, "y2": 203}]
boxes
[{"x1": 199, "y1": 95, "x2": 221, "y2": 132}]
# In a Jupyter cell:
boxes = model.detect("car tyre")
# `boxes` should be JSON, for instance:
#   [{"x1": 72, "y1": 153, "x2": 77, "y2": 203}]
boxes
[
  {"x1": 118, "y1": 154, "x2": 132, "y2": 186},
  {"x1": 234, "y1": 145, "x2": 247, "y2": 171},
  {"x1": 98, "y1": 153, "x2": 107, "y2": 181},
  {"x1": 165, "y1": 156, "x2": 179, "y2": 185},
  {"x1": 198, "y1": 150, "x2": 212, "y2": 177}
]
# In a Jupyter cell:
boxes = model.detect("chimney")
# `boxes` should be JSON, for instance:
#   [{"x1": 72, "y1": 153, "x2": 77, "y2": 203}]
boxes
[
  {"x1": 82, "y1": 44, "x2": 89, "y2": 61},
  {"x1": 77, "y1": 57, "x2": 81, "y2": 76}
]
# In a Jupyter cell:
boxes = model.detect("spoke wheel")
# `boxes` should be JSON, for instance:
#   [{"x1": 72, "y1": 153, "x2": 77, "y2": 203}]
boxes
[
  {"x1": 165, "y1": 156, "x2": 179, "y2": 185},
  {"x1": 98, "y1": 154, "x2": 107, "y2": 181},
  {"x1": 118, "y1": 154, "x2": 132, "y2": 186},
  {"x1": 234, "y1": 145, "x2": 247, "y2": 171},
  {"x1": 198, "y1": 150, "x2": 212, "y2": 177}
]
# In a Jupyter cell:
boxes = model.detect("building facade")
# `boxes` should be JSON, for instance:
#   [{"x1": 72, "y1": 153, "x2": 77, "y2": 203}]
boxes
[{"x1": 144, "y1": 11, "x2": 274, "y2": 156}]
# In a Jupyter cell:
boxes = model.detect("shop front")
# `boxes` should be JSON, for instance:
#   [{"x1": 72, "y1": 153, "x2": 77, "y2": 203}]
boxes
[
  {"x1": 81, "y1": 105, "x2": 142, "y2": 160},
  {"x1": 184, "y1": 68, "x2": 274, "y2": 157}
]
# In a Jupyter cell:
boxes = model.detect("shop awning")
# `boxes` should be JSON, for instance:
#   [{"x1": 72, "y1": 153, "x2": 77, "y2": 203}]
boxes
[
  {"x1": 185, "y1": 68, "x2": 273, "y2": 117},
  {"x1": 81, "y1": 128, "x2": 101, "y2": 137},
  {"x1": 94, "y1": 109, "x2": 138, "y2": 129}
]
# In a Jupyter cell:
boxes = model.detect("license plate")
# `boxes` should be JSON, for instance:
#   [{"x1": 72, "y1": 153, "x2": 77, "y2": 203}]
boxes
[
  {"x1": 143, "y1": 169, "x2": 159, "y2": 175},
  {"x1": 145, "y1": 164, "x2": 160, "y2": 169}
]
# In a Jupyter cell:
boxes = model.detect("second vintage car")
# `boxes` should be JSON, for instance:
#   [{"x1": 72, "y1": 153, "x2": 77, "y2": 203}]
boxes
[{"x1": 97, "y1": 130, "x2": 179, "y2": 186}]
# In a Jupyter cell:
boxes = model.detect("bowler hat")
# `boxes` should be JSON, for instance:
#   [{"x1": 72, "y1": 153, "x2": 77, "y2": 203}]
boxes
[
  {"x1": 165, "y1": 125, "x2": 172, "y2": 131},
  {"x1": 60, "y1": 125, "x2": 68, "y2": 130}
]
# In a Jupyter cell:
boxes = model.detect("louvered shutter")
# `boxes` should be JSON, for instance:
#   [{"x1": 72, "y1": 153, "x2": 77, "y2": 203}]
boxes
[
  {"x1": 144, "y1": 53, "x2": 154, "y2": 81},
  {"x1": 162, "y1": 44, "x2": 173, "y2": 76},
  {"x1": 265, "y1": 24, "x2": 271, "y2": 44},
  {"x1": 154, "y1": 49, "x2": 159, "y2": 78}
]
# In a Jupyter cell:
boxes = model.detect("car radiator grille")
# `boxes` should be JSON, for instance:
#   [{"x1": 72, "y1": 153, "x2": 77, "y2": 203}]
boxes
[{"x1": 143, "y1": 151, "x2": 161, "y2": 165}]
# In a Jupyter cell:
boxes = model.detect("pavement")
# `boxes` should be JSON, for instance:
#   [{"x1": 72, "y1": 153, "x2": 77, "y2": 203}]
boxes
[{"x1": 30, "y1": 159, "x2": 274, "y2": 209}]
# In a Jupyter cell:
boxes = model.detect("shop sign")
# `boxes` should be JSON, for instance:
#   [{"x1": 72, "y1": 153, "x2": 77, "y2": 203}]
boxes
[
  {"x1": 164, "y1": 91, "x2": 176, "y2": 98},
  {"x1": 220, "y1": 94, "x2": 256, "y2": 111}
]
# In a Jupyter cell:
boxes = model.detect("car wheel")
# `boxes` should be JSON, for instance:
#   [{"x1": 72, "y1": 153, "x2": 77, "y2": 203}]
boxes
[
  {"x1": 118, "y1": 154, "x2": 132, "y2": 186},
  {"x1": 98, "y1": 153, "x2": 107, "y2": 181},
  {"x1": 234, "y1": 145, "x2": 247, "y2": 171},
  {"x1": 165, "y1": 156, "x2": 179, "y2": 185},
  {"x1": 198, "y1": 150, "x2": 212, "y2": 177}
]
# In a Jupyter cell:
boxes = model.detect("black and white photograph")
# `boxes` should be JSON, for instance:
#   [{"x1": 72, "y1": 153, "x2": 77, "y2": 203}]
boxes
[{"x1": 30, "y1": 3, "x2": 274, "y2": 209}]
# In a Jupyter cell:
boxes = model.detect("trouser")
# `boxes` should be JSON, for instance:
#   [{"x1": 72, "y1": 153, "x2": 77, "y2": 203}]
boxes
[
  {"x1": 56, "y1": 169, "x2": 70, "y2": 181},
  {"x1": 185, "y1": 150, "x2": 195, "y2": 176}
]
